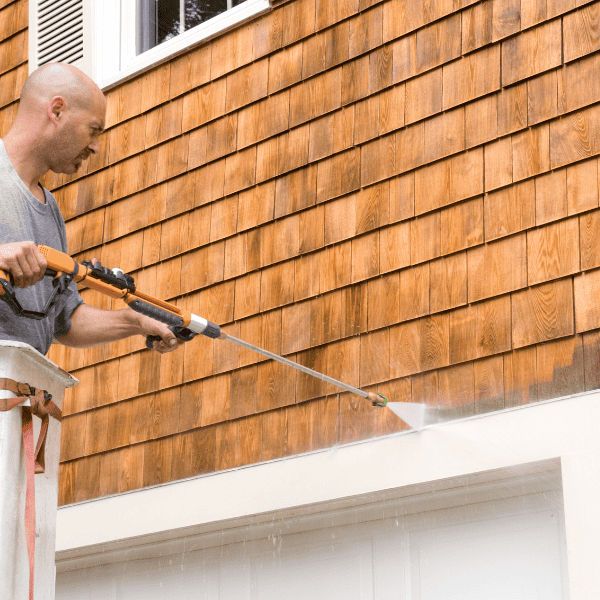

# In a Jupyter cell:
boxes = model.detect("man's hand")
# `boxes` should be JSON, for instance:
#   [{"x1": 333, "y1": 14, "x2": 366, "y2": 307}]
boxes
[
  {"x1": 137, "y1": 313, "x2": 186, "y2": 354},
  {"x1": 85, "y1": 257, "x2": 185, "y2": 354},
  {"x1": 57, "y1": 304, "x2": 186, "y2": 353},
  {"x1": 0, "y1": 241, "x2": 47, "y2": 288}
]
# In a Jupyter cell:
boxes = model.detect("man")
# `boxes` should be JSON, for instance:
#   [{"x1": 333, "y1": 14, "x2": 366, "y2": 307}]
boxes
[{"x1": 0, "y1": 62, "x2": 180, "y2": 355}]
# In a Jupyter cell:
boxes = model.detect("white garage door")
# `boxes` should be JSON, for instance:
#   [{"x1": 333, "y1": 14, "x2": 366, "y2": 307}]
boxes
[{"x1": 55, "y1": 484, "x2": 569, "y2": 600}]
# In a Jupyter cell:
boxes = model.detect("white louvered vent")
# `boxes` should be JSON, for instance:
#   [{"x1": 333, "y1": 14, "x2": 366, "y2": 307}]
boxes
[{"x1": 37, "y1": 0, "x2": 84, "y2": 67}]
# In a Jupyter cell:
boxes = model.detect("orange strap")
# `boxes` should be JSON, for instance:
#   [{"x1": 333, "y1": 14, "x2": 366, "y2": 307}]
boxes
[{"x1": 0, "y1": 378, "x2": 62, "y2": 600}]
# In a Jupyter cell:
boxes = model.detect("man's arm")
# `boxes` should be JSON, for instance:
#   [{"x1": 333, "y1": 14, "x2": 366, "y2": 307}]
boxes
[{"x1": 56, "y1": 303, "x2": 184, "y2": 353}]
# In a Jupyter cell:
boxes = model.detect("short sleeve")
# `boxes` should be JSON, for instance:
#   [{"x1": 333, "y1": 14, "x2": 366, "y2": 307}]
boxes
[{"x1": 53, "y1": 279, "x2": 85, "y2": 338}]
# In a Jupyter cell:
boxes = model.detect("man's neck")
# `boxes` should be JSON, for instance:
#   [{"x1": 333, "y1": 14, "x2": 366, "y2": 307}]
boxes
[{"x1": 2, "y1": 131, "x2": 49, "y2": 204}]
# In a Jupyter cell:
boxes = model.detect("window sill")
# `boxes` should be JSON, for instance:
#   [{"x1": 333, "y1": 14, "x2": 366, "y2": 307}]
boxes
[{"x1": 99, "y1": 0, "x2": 273, "y2": 91}]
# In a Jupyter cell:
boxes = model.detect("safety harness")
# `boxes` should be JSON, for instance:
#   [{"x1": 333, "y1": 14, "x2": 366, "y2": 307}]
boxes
[{"x1": 0, "y1": 378, "x2": 62, "y2": 600}]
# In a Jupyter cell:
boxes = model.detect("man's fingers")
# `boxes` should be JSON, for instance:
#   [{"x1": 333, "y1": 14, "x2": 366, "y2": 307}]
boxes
[
  {"x1": 21, "y1": 245, "x2": 47, "y2": 287},
  {"x1": 0, "y1": 242, "x2": 47, "y2": 288},
  {"x1": 152, "y1": 333, "x2": 184, "y2": 354}
]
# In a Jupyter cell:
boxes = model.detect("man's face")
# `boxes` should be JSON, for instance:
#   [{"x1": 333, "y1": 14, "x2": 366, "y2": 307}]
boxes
[{"x1": 50, "y1": 95, "x2": 105, "y2": 174}]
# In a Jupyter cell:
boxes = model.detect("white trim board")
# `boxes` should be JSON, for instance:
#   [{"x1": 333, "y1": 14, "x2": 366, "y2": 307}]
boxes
[
  {"x1": 56, "y1": 391, "x2": 600, "y2": 599},
  {"x1": 100, "y1": 0, "x2": 271, "y2": 90},
  {"x1": 29, "y1": 0, "x2": 273, "y2": 89}
]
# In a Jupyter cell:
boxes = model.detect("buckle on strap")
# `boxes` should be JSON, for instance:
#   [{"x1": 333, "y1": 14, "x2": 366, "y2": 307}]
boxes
[{"x1": 16, "y1": 382, "x2": 36, "y2": 397}]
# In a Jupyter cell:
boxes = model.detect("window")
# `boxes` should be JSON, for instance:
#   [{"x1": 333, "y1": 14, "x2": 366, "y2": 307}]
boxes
[
  {"x1": 30, "y1": 0, "x2": 272, "y2": 89},
  {"x1": 138, "y1": 0, "x2": 250, "y2": 54}
]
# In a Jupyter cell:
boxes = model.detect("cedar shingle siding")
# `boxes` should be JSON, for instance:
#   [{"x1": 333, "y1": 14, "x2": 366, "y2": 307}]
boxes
[{"x1": 2, "y1": 0, "x2": 599, "y2": 504}]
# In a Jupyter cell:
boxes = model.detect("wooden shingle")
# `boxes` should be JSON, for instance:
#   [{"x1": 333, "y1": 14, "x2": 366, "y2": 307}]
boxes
[
  {"x1": 462, "y1": 0, "x2": 493, "y2": 54},
  {"x1": 442, "y1": 45, "x2": 500, "y2": 110},
  {"x1": 563, "y1": 2, "x2": 600, "y2": 63},
  {"x1": 485, "y1": 180, "x2": 535, "y2": 241},
  {"x1": 512, "y1": 278, "x2": 575, "y2": 348},
  {"x1": 468, "y1": 234, "x2": 527, "y2": 302}
]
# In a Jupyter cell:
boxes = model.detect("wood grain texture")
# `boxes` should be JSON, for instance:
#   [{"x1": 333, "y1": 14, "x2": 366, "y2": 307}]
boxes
[
  {"x1": 580, "y1": 207, "x2": 600, "y2": 270},
  {"x1": 291, "y1": 67, "x2": 342, "y2": 126},
  {"x1": 430, "y1": 252, "x2": 468, "y2": 313},
  {"x1": 504, "y1": 346, "x2": 538, "y2": 407},
  {"x1": 498, "y1": 82, "x2": 527, "y2": 137},
  {"x1": 563, "y1": 2, "x2": 600, "y2": 63},
  {"x1": 512, "y1": 278, "x2": 575, "y2": 348},
  {"x1": 449, "y1": 305, "x2": 477, "y2": 364},
  {"x1": 169, "y1": 44, "x2": 211, "y2": 98},
  {"x1": 535, "y1": 168, "x2": 567, "y2": 225},
  {"x1": 416, "y1": 13, "x2": 461, "y2": 73},
  {"x1": 513, "y1": 123, "x2": 550, "y2": 182},
  {"x1": 463, "y1": 0, "x2": 493, "y2": 53},
  {"x1": 440, "y1": 197, "x2": 484, "y2": 255},
  {"x1": 257, "y1": 358, "x2": 297, "y2": 411},
  {"x1": 405, "y1": 68, "x2": 442, "y2": 124},
  {"x1": 503, "y1": 19, "x2": 562, "y2": 86},
  {"x1": 282, "y1": 0, "x2": 316, "y2": 46},
  {"x1": 253, "y1": 9, "x2": 284, "y2": 60},
  {"x1": 410, "y1": 212, "x2": 440, "y2": 265},
  {"x1": 476, "y1": 296, "x2": 512, "y2": 357},
  {"x1": 351, "y1": 230, "x2": 380, "y2": 282},
  {"x1": 261, "y1": 409, "x2": 288, "y2": 461},
  {"x1": 536, "y1": 335, "x2": 584, "y2": 400},
  {"x1": 142, "y1": 438, "x2": 172, "y2": 488},
  {"x1": 485, "y1": 180, "x2": 535, "y2": 241},
  {"x1": 225, "y1": 59, "x2": 269, "y2": 113},
  {"x1": 574, "y1": 268, "x2": 600, "y2": 332},
  {"x1": 0, "y1": 30, "x2": 26, "y2": 77},
  {"x1": 415, "y1": 149, "x2": 483, "y2": 214},
  {"x1": 182, "y1": 79, "x2": 227, "y2": 132},
  {"x1": 550, "y1": 105, "x2": 600, "y2": 169},
  {"x1": 521, "y1": 0, "x2": 548, "y2": 29},
  {"x1": 361, "y1": 133, "x2": 396, "y2": 186},
  {"x1": 528, "y1": 70, "x2": 559, "y2": 126},
  {"x1": 315, "y1": 0, "x2": 358, "y2": 30},
  {"x1": 474, "y1": 355, "x2": 504, "y2": 413},
  {"x1": 390, "y1": 314, "x2": 450, "y2": 378},
  {"x1": 583, "y1": 329, "x2": 600, "y2": 391},
  {"x1": 341, "y1": 282, "x2": 368, "y2": 337},
  {"x1": 396, "y1": 121, "x2": 425, "y2": 173},
  {"x1": 484, "y1": 137, "x2": 513, "y2": 191},
  {"x1": 327, "y1": 337, "x2": 360, "y2": 394},
  {"x1": 558, "y1": 52, "x2": 600, "y2": 115},
  {"x1": 370, "y1": 44, "x2": 393, "y2": 94},
  {"x1": 567, "y1": 158, "x2": 599, "y2": 215},
  {"x1": 399, "y1": 264, "x2": 429, "y2": 322},
  {"x1": 349, "y1": 5, "x2": 383, "y2": 58},
  {"x1": 468, "y1": 234, "x2": 527, "y2": 302},
  {"x1": 269, "y1": 43, "x2": 303, "y2": 94},
  {"x1": 438, "y1": 363, "x2": 475, "y2": 418},
  {"x1": 442, "y1": 45, "x2": 500, "y2": 110},
  {"x1": 211, "y1": 24, "x2": 254, "y2": 80},
  {"x1": 465, "y1": 95, "x2": 497, "y2": 148},
  {"x1": 317, "y1": 147, "x2": 361, "y2": 202},
  {"x1": 527, "y1": 217, "x2": 580, "y2": 285},
  {"x1": 424, "y1": 107, "x2": 465, "y2": 163}
]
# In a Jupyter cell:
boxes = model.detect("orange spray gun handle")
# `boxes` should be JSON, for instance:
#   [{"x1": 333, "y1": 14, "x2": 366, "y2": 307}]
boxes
[{"x1": 0, "y1": 246, "x2": 82, "y2": 319}]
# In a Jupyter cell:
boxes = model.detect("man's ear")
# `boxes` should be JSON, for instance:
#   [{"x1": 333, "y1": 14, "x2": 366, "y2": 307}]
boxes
[{"x1": 48, "y1": 96, "x2": 65, "y2": 125}]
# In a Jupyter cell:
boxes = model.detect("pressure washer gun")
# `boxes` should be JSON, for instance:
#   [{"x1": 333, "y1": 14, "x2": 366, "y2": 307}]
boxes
[{"x1": 0, "y1": 245, "x2": 388, "y2": 408}]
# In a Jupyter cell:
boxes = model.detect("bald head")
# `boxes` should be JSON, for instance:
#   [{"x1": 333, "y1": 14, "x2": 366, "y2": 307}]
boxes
[
  {"x1": 20, "y1": 63, "x2": 104, "y2": 114},
  {"x1": 4, "y1": 62, "x2": 106, "y2": 178}
]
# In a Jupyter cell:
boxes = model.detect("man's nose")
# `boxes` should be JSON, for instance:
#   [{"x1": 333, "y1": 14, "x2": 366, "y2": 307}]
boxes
[{"x1": 88, "y1": 140, "x2": 100, "y2": 154}]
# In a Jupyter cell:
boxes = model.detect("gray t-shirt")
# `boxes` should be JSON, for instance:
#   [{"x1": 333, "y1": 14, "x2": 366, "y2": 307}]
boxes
[{"x1": 0, "y1": 139, "x2": 84, "y2": 355}]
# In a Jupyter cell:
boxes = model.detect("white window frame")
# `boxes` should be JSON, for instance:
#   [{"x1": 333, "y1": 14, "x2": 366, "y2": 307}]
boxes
[{"x1": 30, "y1": 0, "x2": 273, "y2": 90}]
